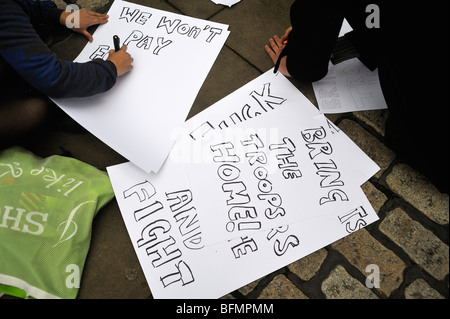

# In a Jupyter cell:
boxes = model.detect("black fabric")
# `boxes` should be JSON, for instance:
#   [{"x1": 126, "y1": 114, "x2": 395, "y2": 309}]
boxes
[
  {"x1": 284, "y1": 0, "x2": 449, "y2": 193},
  {"x1": 331, "y1": 36, "x2": 360, "y2": 65},
  {"x1": 0, "y1": 0, "x2": 117, "y2": 98}
]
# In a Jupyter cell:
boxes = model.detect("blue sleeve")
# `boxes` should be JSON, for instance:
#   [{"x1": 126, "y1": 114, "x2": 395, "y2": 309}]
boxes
[
  {"x1": 0, "y1": 0, "x2": 117, "y2": 98},
  {"x1": 27, "y1": 0, "x2": 58, "y2": 23}
]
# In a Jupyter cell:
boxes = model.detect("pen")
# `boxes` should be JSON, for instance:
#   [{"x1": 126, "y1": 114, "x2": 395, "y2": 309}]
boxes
[
  {"x1": 113, "y1": 35, "x2": 120, "y2": 52},
  {"x1": 274, "y1": 41, "x2": 288, "y2": 74}
]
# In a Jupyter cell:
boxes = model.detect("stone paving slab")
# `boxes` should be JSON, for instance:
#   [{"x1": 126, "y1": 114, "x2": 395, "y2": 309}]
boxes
[{"x1": 1, "y1": 0, "x2": 448, "y2": 301}]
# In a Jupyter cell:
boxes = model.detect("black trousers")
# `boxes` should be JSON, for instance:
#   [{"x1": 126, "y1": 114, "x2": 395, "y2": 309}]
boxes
[{"x1": 287, "y1": 0, "x2": 449, "y2": 193}]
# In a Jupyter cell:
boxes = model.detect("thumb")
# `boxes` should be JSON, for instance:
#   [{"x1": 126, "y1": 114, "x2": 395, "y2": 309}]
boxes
[{"x1": 81, "y1": 29, "x2": 94, "y2": 42}]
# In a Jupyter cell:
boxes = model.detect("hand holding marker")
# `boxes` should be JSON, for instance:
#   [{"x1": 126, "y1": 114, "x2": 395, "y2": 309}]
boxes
[
  {"x1": 114, "y1": 35, "x2": 121, "y2": 52},
  {"x1": 106, "y1": 35, "x2": 134, "y2": 76}
]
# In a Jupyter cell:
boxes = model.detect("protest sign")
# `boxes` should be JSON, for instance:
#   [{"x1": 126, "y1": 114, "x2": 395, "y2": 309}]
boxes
[
  {"x1": 107, "y1": 160, "x2": 377, "y2": 299},
  {"x1": 107, "y1": 70, "x2": 380, "y2": 298},
  {"x1": 312, "y1": 19, "x2": 388, "y2": 114},
  {"x1": 53, "y1": 0, "x2": 229, "y2": 173},
  {"x1": 179, "y1": 70, "x2": 378, "y2": 186},
  {"x1": 184, "y1": 112, "x2": 369, "y2": 245}
]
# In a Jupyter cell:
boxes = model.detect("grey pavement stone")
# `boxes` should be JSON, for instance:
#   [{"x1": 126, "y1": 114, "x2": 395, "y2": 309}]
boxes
[
  {"x1": 24, "y1": 131, "x2": 126, "y2": 170},
  {"x1": 238, "y1": 278, "x2": 260, "y2": 296},
  {"x1": 332, "y1": 229, "x2": 405, "y2": 297},
  {"x1": 288, "y1": 248, "x2": 327, "y2": 281},
  {"x1": 53, "y1": 0, "x2": 68, "y2": 9},
  {"x1": 169, "y1": 0, "x2": 223, "y2": 19},
  {"x1": 405, "y1": 278, "x2": 444, "y2": 299},
  {"x1": 125, "y1": 267, "x2": 138, "y2": 281},
  {"x1": 78, "y1": 0, "x2": 110, "y2": 10},
  {"x1": 211, "y1": 0, "x2": 294, "y2": 72},
  {"x1": 361, "y1": 181, "x2": 387, "y2": 213},
  {"x1": 77, "y1": 201, "x2": 152, "y2": 299},
  {"x1": 386, "y1": 164, "x2": 449, "y2": 225},
  {"x1": 59, "y1": 0, "x2": 112, "y2": 12},
  {"x1": 338, "y1": 119, "x2": 395, "y2": 178},
  {"x1": 321, "y1": 265, "x2": 378, "y2": 299},
  {"x1": 257, "y1": 274, "x2": 308, "y2": 299},
  {"x1": 52, "y1": 37, "x2": 87, "y2": 61},
  {"x1": 188, "y1": 46, "x2": 262, "y2": 119},
  {"x1": 379, "y1": 208, "x2": 449, "y2": 281},
  {"x1": 353, "y1": 109, "x2": 389, "y2": 137},
  {"x1": 130, "y1": 0, "x2": 180, "y2": 13}
]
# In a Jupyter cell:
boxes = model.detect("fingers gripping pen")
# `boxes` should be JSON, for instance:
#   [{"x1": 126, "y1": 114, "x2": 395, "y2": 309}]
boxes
[{"x1": 113, "y1": 35, "x2": 120, "y2": 52}]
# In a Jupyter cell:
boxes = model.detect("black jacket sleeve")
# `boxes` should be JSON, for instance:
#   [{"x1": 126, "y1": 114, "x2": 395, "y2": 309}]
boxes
[
  {"x1": 0, "y1": 0, "x2": 117, "y2": 98},
  {"x1": 284, "y1": 0, "x2": 383, "y2": 81},
  {"x1": 283, "y1": 0, "x2": 344, "y2": 82}
]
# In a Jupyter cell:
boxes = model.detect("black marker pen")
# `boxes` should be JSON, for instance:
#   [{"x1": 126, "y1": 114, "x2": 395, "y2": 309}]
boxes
[{"x1": 113, "y1": 35, "x2": 120, "y2": 52}]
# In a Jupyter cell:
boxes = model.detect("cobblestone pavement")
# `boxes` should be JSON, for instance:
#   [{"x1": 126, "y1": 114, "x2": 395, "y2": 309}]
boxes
[{"x1": 2, "y1": 0, "x2": 448, "y2": 300}]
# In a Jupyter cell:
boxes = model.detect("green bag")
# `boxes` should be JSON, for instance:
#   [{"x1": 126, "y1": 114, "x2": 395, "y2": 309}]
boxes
[{"x1": 0, "y1": 147, "x2": 114, "y2": 299}]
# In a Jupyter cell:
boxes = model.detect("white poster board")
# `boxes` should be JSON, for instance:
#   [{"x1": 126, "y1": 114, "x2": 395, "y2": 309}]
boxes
[
  {"x1": 107, "y1": 70, "x2": 380, "y2": 298},
  {"x1": 313, "y1": 19, "x2": 388, "y2": 114},
  {"x1": 107, "y1": 160, "x2": 378, "y2": 299},
  {"x1": 183, "y1": 108, "x2": 372, "y2": 246},
  {"x1": 53, "y1": 0, "x2": 229, "y2": 173}
]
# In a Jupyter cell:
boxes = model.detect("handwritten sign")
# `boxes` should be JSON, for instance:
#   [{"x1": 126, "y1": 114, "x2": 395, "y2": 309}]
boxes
[
  {"x1": 312, "y1": 19, "x2": 388, "y2": 114},
  {"x1": 313, "y1": 59, "x2": 387, "y2": 114},
  {"x1": 184, "y1": 113, "x2": 369, "y2": 246},
  {"x1": 107, "y1": 70, "x2": 380, "y2": 298},
  {"x1": 107, "y1": 160, "x2": 378, "y2": 299},
  {"x1": 52, "y1": 0, "x2": 229, "y2": 173}
]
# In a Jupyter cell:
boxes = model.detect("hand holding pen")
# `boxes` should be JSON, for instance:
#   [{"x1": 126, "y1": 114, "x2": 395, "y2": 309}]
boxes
[
  {"x1": 265, "y1": 26, "x2": 292, "y2": 76},
  {"x1": 107, "y1": 35, "x2": 134, "y2": 76}
]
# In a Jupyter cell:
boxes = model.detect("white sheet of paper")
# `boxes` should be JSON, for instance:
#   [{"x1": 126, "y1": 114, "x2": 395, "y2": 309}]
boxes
[
  {"x1": 183, "y1": 105, "x2": 376, "y2": 246},
  {"x1": 107, "y1": 161, "x2": 378, "y2": 299},
  {"x1": 313, "y1": 19, "x2": 388, "y2": 114},
  {"x1": 106, "y1": 70, "x2": 380, "y2": 298},
  {"x1": 179, "y1": 70, "x2": 378, "y2": 186},
  {"x1": 182, "y1": 70, "x2": 320, "y2": 136},
  {"x1": 161, "y1": 70, "x2": 378, "y2": 245},
  {"x1": 211, "y1": 0, "x2": 241, "y2": 7},
  {"x1": 52, "y1": 0, "x2": 229, "y2": 173},
  {"x1": 339, "y1": 18, "x2": 353, "y2": 37}
]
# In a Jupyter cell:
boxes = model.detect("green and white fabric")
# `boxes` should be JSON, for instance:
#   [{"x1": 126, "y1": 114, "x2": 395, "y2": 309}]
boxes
[{"x1": 0, "y1": 147, "x2": 114, "y2": 299}]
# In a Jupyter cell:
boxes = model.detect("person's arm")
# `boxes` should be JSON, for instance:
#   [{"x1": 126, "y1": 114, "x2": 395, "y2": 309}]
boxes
[
  {"x1": 283, "y1": 0, "x2": 344, "y2": 82},
  {"x1": 20, "y1": 0, "x2": 61, "y2": 25},
  {"x1": 265, "y1": 27, "x2": 292, "y2": 77},
  {"x1": 0, "y1": 1, "x2": 127, "y2": 98},
  {"x1": 266, "y1": 0, "x2": 344, "y2": 81}
]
